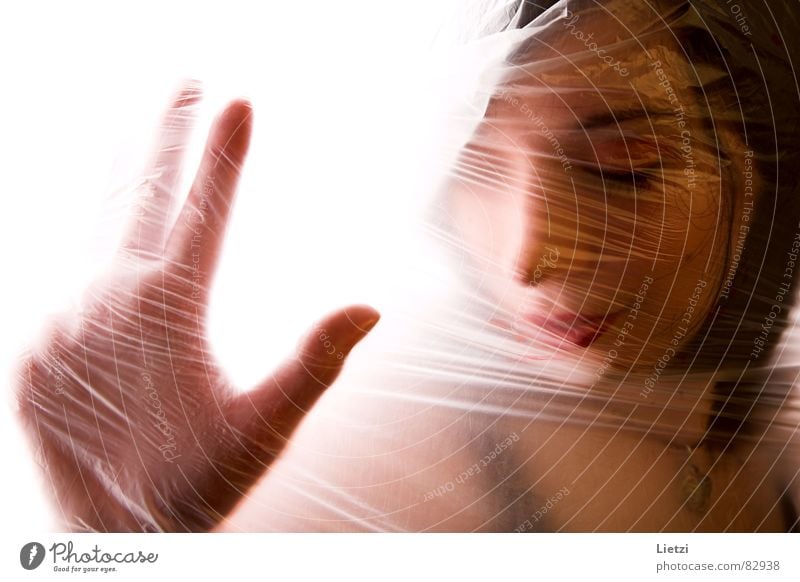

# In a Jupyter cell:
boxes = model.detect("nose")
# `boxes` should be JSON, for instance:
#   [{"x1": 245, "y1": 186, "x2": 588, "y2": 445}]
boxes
[{"x1": 513, "y1": 188, "x2": 578, "y2": 286}]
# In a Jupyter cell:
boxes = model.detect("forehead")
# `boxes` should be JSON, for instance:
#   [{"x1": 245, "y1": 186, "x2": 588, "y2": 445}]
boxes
[{"x1": 490, "y1": 12, "x2": 698, "y2": 130}]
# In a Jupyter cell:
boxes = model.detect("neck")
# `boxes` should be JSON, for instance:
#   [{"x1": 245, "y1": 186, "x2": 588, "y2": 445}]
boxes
[{"x1": 572, "y1": 364, "x2": 719, "y2": 448}]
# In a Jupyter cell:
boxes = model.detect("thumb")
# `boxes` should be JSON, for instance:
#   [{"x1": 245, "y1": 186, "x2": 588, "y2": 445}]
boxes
[
  {"x1": 203, "y1": 306, "x2": 379, "y2": 522},
  {"x1": 227, "y1": 305, "x2": 380, "y2": 446},
  {"x1": 292, "y1": 304, "x2": 381, "y2": 392}
]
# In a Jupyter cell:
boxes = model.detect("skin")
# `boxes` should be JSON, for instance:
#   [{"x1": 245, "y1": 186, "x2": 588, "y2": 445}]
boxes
[
  {"x1": 223, "y1": 12, "x2": 793, "y2": 533},
  {"x1": 15, "y1": 12, "x2": 796, "y2": 532},
  {"x1": 444, "y1": 22, "x2": 746, "y2": 461},
  {"x1": 441, "y1": 14, "x2": 793, "y2": 530},
  {"x1": 16, "y1": 86, "x2": 379, "y2": 532},
  {"x1": 450, "y1": 35, "x2": 729, "y2": 377}
]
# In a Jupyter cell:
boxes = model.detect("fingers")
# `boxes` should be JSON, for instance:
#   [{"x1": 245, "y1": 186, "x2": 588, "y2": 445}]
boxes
[
  {"x1": 119, "y1": 81, "x2": 202, "y2": 260},
  {"x1": 165, "y1": 99, "x2": 253, "y2": 300},
  {"x1": 288, "y1": 304, "x2": 381, "y2": 400},
  {"x1": 193, "y1": 305, "x2": 378, "y2": 523},
  {"x1": 229, "y1": 305, "x2": 380, "y2": 448}
]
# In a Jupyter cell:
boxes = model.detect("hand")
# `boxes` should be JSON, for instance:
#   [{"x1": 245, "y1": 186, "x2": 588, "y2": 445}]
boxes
[{"x1": 15, "y1": 84, "x2": 380, "y2": 532}]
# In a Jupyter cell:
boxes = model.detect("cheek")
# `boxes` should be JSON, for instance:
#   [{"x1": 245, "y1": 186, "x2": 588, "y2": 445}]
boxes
[
  {"x1": 452, "y1": 187, "x2": 528, "y2": 279},
  {"x1": 609, "y1": 201, "x2": 722, "y2": 354},
  {"x1": 547, "y1": 190, "x2": 651, "y2": 295}
]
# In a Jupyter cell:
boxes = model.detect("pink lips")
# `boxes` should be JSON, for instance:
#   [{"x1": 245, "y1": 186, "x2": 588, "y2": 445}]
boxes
[{"x1": 525, "y1": 308, "x2": 622, "y2": 348}]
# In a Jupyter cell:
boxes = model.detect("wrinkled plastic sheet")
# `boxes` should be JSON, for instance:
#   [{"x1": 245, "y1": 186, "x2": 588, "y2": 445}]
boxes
[{"x1": 15, "y1": 0, "x2": 800, "y2": 532}]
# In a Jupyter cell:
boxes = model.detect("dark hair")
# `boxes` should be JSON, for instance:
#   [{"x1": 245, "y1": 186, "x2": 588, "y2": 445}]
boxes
[
  {"x1": 669, "y1": 6, "x2": 800, "y2": 446},
  {"x1": 509, "y1": 0, "x2": 800, "y2": 443}
]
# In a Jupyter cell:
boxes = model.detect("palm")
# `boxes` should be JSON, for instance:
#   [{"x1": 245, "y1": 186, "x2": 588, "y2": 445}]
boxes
[{"x1": 16, "y1": 86, "x2": 378, "y2": 532}]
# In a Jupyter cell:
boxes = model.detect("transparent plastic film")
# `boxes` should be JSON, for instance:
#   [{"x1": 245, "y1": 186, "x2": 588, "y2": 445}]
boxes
[
  {"x1": 14, "y1": 85, "x2": 380, "y2": 532},
  {"x1": 13, "y1": 0, "x2": 800, "y2": 533}
]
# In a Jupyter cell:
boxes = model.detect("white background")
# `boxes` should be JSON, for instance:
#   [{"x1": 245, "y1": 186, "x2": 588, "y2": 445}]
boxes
[
  {"x1": 0, "y1": 0, "x2": 467, "y2": 532},
  {"x1": 2, "y1": 533, "x2": 798, "y2": 580},
  {"x1": 1, "y1": 2, "x2": 798, "y2": 578}
]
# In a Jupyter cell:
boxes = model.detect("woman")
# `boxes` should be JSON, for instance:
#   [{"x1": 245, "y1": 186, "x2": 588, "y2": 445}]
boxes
[{"x1": 15, "y1": 0, "x2": 800, "y2": 531}]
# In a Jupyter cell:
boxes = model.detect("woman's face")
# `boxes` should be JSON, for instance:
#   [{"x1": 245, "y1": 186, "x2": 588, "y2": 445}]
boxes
[{"x1": 450, "y1": 14, "x2": 737, "y2": 372}]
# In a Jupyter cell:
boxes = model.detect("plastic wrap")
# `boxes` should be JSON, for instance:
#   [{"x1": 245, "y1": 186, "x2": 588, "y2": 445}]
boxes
[{"x1": 15, "y1": 0, "x2": 800, "y2": 532}]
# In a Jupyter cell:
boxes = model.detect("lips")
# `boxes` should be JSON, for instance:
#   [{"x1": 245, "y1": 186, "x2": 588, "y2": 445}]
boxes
[{"x1": 524, "y1": 308, "x2": 622, "y2": 348}]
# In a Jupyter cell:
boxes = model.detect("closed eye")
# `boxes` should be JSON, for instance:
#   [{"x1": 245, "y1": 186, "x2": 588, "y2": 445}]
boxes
[
  {"x1": 567, "y1": 132, "x2": 659, "y2": 193},
  {"x1": 576, "y1": 162, "x2": 651, "y2": 193},
  {"x1": 597, "y1": 166, "x2": 650, "y2": 189}
]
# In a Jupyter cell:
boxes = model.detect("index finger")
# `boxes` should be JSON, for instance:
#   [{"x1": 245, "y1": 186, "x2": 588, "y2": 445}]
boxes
[{"x1": 165, "y1": 99, "x2": 253, "y2": 302}]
